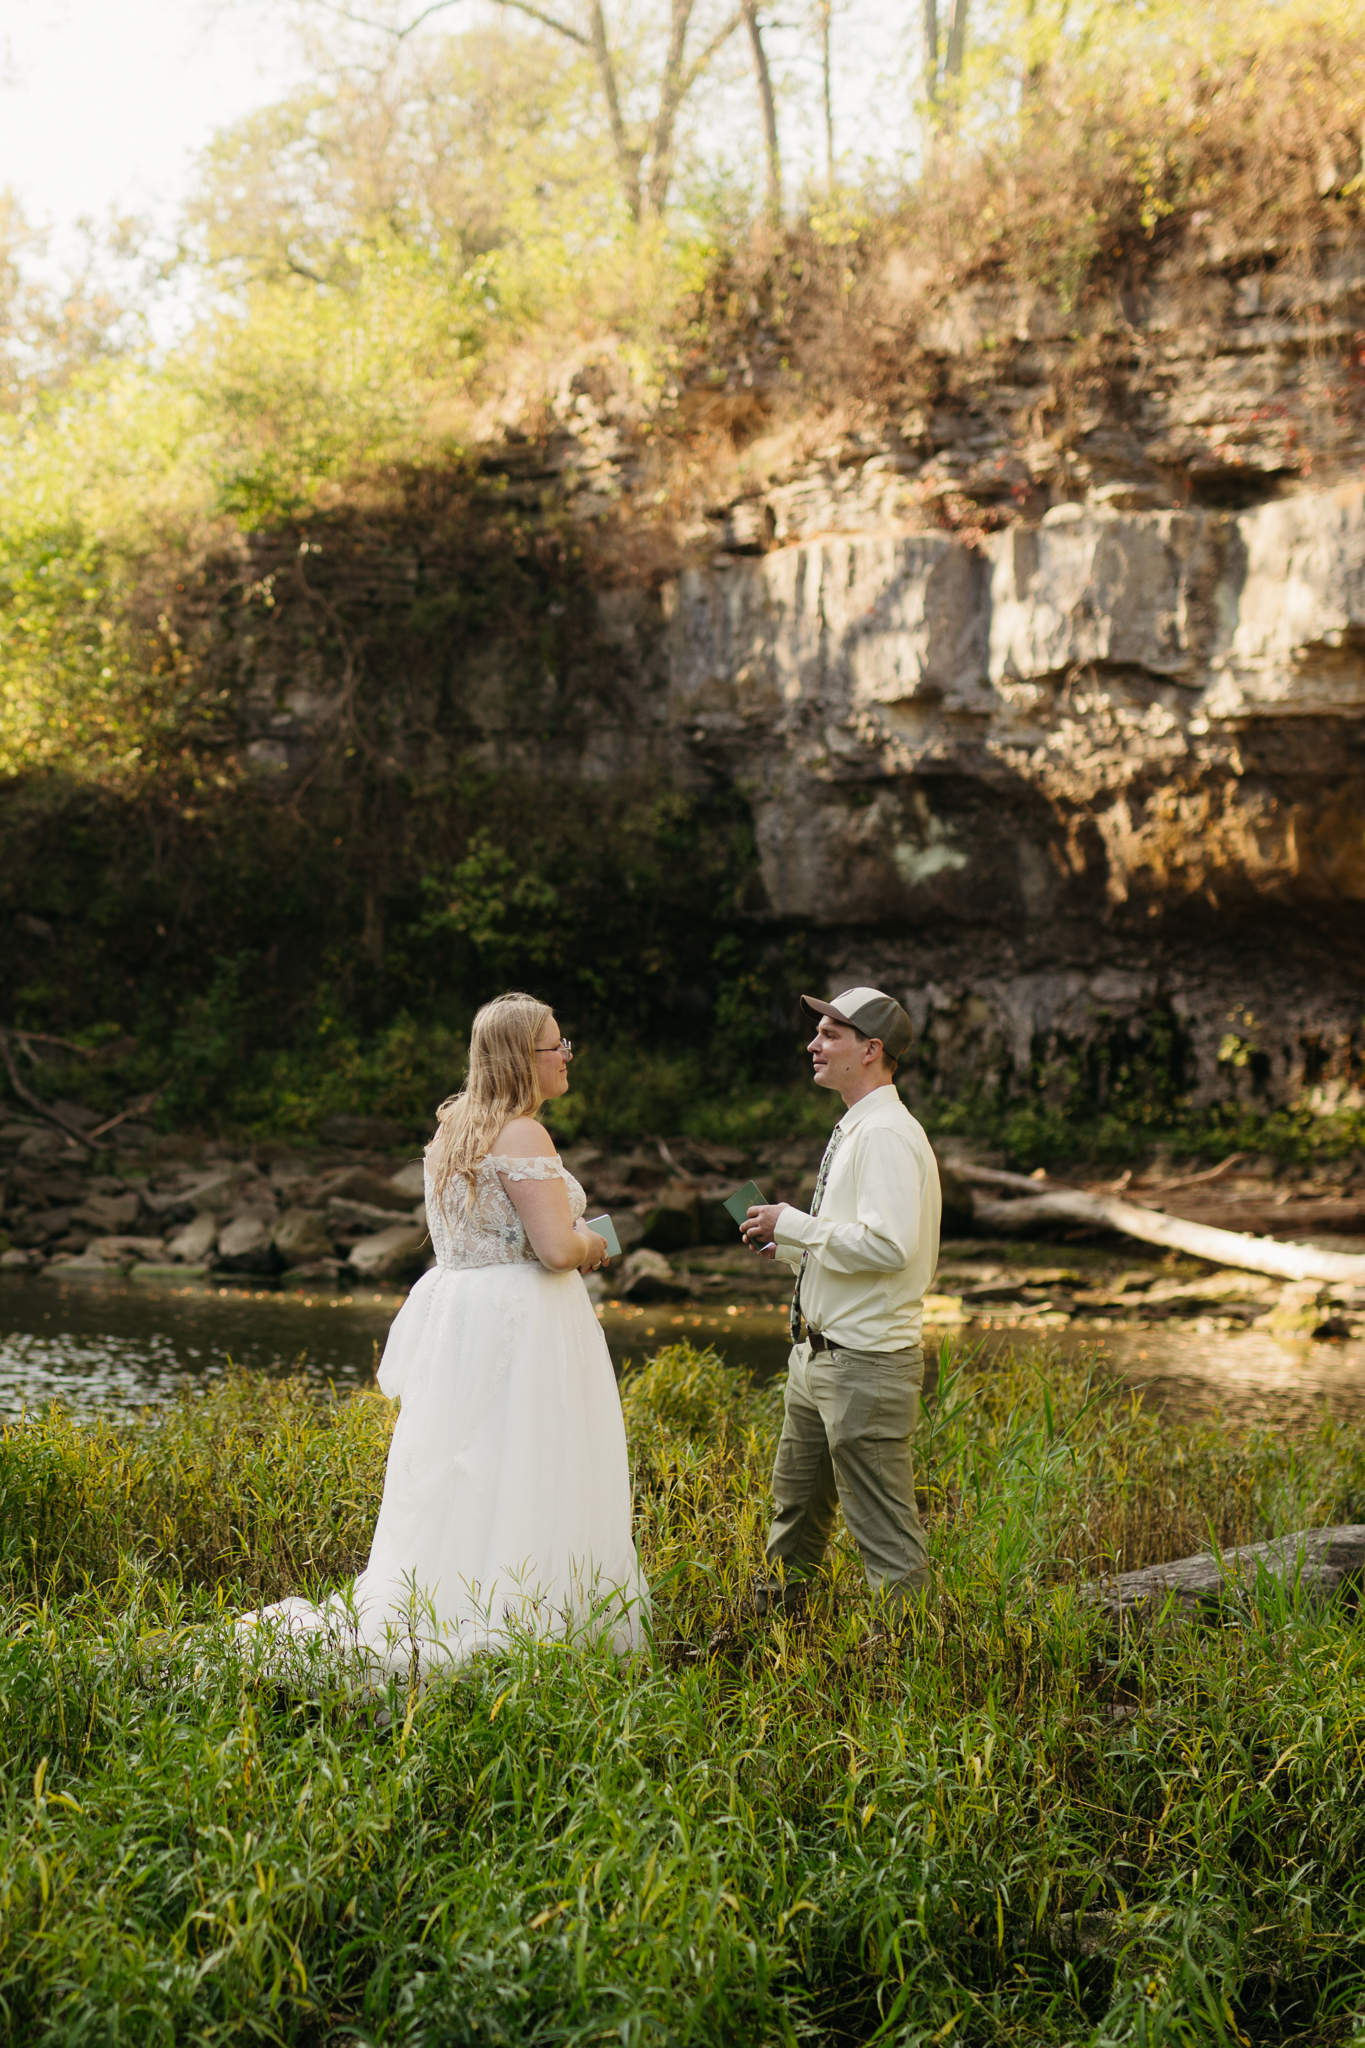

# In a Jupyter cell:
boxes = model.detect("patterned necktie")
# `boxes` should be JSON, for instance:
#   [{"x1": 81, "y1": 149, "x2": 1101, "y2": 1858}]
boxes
[{"x1": 789, "y1": 1120, "x2": 847, "y2": 1343}]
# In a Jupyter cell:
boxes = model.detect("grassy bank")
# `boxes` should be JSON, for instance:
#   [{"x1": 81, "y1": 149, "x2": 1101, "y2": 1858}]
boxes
[{"x1": 1, "y1": 1345, "x2": 1364, "y2": 2041}]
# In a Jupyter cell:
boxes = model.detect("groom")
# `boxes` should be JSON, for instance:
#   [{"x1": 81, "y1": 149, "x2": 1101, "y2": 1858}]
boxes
[{"x1": 741, "y1": 988, "x2": 941, "y2": 1622}]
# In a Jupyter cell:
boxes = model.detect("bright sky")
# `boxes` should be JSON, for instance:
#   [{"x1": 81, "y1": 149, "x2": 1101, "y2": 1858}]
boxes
[
  {"x1": 0, "y1": 0, "x2": 299, "y2": 250},
  {"x1": 0, "y1": 0, "x2": 911, "y2": 274}
]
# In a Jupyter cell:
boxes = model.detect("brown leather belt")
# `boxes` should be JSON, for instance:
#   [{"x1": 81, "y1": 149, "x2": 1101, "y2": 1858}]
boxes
[{"x1": 806, "y1": 1328, "x2": 832, "y2": 1353}]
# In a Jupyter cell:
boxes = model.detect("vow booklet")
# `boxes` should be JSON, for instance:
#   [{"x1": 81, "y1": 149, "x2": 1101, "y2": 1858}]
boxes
[
  {"x1": 587, "y1": 1214, "x2": 622, "y2": 1257},
  {"x1": 723, "y1": 1181, "x2": 766, "y2": 1228}
]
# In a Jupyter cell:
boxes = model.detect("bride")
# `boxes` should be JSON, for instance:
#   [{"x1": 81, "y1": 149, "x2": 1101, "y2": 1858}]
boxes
[{"x1": 245, "y1": 991, "x2": 648, "y2": 1671}]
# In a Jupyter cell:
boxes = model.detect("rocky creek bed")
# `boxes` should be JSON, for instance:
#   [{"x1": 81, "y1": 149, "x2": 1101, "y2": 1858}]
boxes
[
  {"x1": 0, "y1": 1116, "x2": 839, "y2": 1297},
  {"x1": 7, "y1": 1110, "x2": 1365, "y2": 1430},
  {"x1": 8, "y1": 1112, "x2": 1365, "y2": 1332}
]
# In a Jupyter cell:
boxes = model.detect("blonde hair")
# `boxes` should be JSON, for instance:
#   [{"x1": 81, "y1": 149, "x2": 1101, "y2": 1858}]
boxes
[{"x1": 425, "y1": 991, "x2": 553, "y2": 1216}]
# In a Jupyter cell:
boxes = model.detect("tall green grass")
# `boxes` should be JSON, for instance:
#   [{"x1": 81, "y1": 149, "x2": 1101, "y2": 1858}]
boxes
[{"x1": 1, "y1": 1345, "x2": 1364, "y2": 2042}]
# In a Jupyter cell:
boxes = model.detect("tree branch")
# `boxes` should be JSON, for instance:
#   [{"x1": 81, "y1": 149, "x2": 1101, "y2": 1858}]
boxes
[
  {"x1": 87, "y1": 1088, "x2": 165, "y2": 1143},
  {"x1": 308, "y1": 0, "x2": 462, "y2": 41},
  {"x1": 679, "y1": 6, "x2": 743, "y2": 97},
  {"x1": 11, "y1": 1031, "x2": 97, "y2": 1058},
  {"x1": 284, "y1": 254, "x2": 334, "y2": 286},
  {"x1": 954, "y1": 1163, "x2": 1365, "y2": 1286},
  {"x1": 311, "y1": 0, "x2": 587, "y2": 47},
  {"x1": 818, "y1": 0, "x2": 834, "y2": 191},
  {"x1": 0, "y1": 1032, "x2": 98, "y2": 1152},
  {"x1": 498, "y1": 0, "x2": 590, "y2": 46}
]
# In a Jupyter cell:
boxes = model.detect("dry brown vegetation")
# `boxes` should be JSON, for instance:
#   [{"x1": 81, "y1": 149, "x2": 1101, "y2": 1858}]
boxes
[{"x1": 611, "y1": 17, "x2": 1365, "y2": 537}]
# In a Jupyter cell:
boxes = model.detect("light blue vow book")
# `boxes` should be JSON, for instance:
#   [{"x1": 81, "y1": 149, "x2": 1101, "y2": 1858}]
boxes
[{"x1": 586, "y1": 1214, "x2": 622, "y2": 1257}]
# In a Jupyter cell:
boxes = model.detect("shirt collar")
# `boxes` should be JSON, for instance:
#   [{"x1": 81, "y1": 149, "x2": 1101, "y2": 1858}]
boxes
[{"x1": 836, "y1": 1083, "x2": 899, "y2": 1132}]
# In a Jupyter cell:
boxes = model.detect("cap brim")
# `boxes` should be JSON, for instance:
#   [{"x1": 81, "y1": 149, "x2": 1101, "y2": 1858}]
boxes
[{"x1": 800, "y1": 993, "x2": 854, "y2": 1027}]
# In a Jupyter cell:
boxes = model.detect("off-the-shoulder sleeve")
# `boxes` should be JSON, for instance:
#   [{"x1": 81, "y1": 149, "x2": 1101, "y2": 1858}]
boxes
[{"x1": 486, "y1": 1153, "x2": 569, "y2": 1183}]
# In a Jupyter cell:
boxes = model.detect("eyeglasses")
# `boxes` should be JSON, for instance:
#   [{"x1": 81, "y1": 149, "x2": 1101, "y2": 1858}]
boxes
[{"x1": 534, "y1": 1038, "x2": 573, "y2": 1059}]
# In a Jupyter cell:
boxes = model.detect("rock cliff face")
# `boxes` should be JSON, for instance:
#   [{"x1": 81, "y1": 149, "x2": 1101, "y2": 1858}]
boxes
[
  {"x1": 215, "y1": 229, "x2": 1365, "y2": 1114},
  {"x1": 652, "y1": 485, "x2": 1365, "y2": 1110}
]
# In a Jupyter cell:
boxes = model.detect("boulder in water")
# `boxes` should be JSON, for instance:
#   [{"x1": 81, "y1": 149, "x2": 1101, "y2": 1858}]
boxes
[
  {"x1": 617, "y1": 1247, "x2": 689, "y2": 1303},
  {"x1": 168, "y1": 1213, "x2": 219, "y2": 1262},
  {"x1": 273, "y1": 1208, "x2": 334, "y2": 1263},
  {"x1": 217, "y1": 1213, "x2": 278, "y2": 1274},
  {"x1": 348, "y1": 1223, "x2": 430, "y2": 1283}
]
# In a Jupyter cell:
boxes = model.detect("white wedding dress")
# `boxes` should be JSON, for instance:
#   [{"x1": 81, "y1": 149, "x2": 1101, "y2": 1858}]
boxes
[{"x1": 242, "y1": 1153, "x2": 648, "y2": 1672}]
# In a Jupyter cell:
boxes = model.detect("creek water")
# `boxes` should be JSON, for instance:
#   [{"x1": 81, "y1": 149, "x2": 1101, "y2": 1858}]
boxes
[
  {"x1": 0, "y1": 1275, "x2": 801, "y2": 1419},
  {"x1": 4, "y1": 1271, "x2": 1365, "y2": 1434}
]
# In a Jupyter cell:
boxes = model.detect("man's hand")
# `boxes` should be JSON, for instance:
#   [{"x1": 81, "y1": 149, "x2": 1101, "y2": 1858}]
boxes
[{"x1": 740, "y1": 1202, "x2": 789, "y2": 1255}]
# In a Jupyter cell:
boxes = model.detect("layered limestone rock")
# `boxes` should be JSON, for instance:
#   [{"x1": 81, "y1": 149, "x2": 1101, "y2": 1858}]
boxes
[{"x1": 657, "y1": 483, "x2": 1365, "y2": 1108}]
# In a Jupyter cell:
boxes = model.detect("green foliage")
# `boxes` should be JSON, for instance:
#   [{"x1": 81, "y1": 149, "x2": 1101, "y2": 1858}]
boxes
[
  {"x1": 164, "y1": 982, "x2": 473, "y2": 1141},
  {"x1": 197, "y1": 237, "x2": 493, "y2": 527},
  {"x1": 0, "y1": 1371, "x2": 394, "y2": 1605},
  {"x1": 2, "y1": 1347, "x2": 1365, "y2": 2037},
  {"x1": 921, "y1": 1079, "x2": 1365, "y2": 1170},
  {"x1": 619, "y1": 1339, "x2": 767, "y2": 1445},
  {"x1": 187, "y1": 28, "x2": 610, "y2": 289},
  {"x1": 547, "y1": 1050, "x2": 839, "y2": 1150},
  {"x1": 907, "y1": 998, "x2": 1365, "y2": 1166},
  {"x1": 0, "y1": 510, "x2": 171, "y2": 781},
  {"x1": 935, "y1": 0, "x2": 1365, "y2": 242},
  {"x1": 0, "y1": 15, "x2": 713, "y2": 780},
  {"x1": 416, "y1": 835, "x2": 562, "y2": 979},
  {"x1": 0, "y1": 756, "x2": 799, "y2": 1138}
]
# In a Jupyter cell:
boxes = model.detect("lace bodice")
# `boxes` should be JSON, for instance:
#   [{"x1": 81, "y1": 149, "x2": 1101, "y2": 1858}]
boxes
[{"x1": 425, "y1": 1153, "x2": 586, "y2": 1271}]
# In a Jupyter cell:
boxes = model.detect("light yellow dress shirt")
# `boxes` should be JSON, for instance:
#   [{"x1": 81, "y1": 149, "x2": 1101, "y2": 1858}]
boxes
[{"x1": 772, "y1": 1085, "x2": 941, "y2": 1351}]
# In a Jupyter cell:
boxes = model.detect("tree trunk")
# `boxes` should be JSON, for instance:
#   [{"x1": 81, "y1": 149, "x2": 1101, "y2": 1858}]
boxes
[
  {"x1": 945, "y1": 0, "x2": 968, "y2": 80},
  {"x1": 958, "y1": 1164, "x2": 1365, "y2": 1285},
  {"x1": 587, "y1": 0, "x2": 643, "y2": 220},
  {"x1": 818, "y1": 0, "x2": 835, "y2": 191},
  {"x1": 742, "y1": 0, "x2": 782, "y2": 222},
  {"x1": 921, "y1": 0, "x2": 938, "y2": 107},
  {"x1": 643, "y1": 0, "x2": 697, "y2": 214},
  {"x1": 938, "y1": 0, "x2": 968, "y2": 136}
]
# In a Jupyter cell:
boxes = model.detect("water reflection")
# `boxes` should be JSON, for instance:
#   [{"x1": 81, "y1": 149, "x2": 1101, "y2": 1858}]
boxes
[
  {"x1": 3, "y1": 1274, "x2": 1365, "y2": 1434},
  {"x1": 0, "y1": 1276, "x2": 394, "y2": 1421},
  {"x1": 1089, "y1": 1324, "x2": 1365, "y2": 1432}
]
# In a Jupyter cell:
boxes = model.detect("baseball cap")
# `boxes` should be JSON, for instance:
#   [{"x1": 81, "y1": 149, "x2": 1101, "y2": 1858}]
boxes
[{"x1": 800, "y1": 987, "x2": 914, "y2": 1059}]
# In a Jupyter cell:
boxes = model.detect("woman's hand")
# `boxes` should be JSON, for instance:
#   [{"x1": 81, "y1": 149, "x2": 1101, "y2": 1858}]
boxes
[{"x1": 575, "y1": 1225, "x2": 610, "y2": 1272}]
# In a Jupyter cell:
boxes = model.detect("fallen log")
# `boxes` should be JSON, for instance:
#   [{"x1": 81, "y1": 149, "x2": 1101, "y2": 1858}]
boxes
[
  {"x1": 957, "y1": 1164, "x2": 1365, "y2": 1284},
  {"x1": 1160, "y1": 1198, "x2": 1365, "y2": 1237},
  {"x1": 1098, "y1": 1525, "x2": 1365, "y2": 1622}
]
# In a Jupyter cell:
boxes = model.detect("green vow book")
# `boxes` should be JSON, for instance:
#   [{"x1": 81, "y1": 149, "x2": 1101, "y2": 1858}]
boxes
[
  {"x1": 587, "y1": 1214, "x2": 622, "y2": 1257},
  {"x1": 723, "y1": 1181, "x2": 766, "y2": 1228}
]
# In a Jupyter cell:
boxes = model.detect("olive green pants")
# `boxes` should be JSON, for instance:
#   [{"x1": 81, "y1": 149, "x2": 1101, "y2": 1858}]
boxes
[{"x1": 764, "y1": 1338, "x2": 929, "y2": 1611}]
